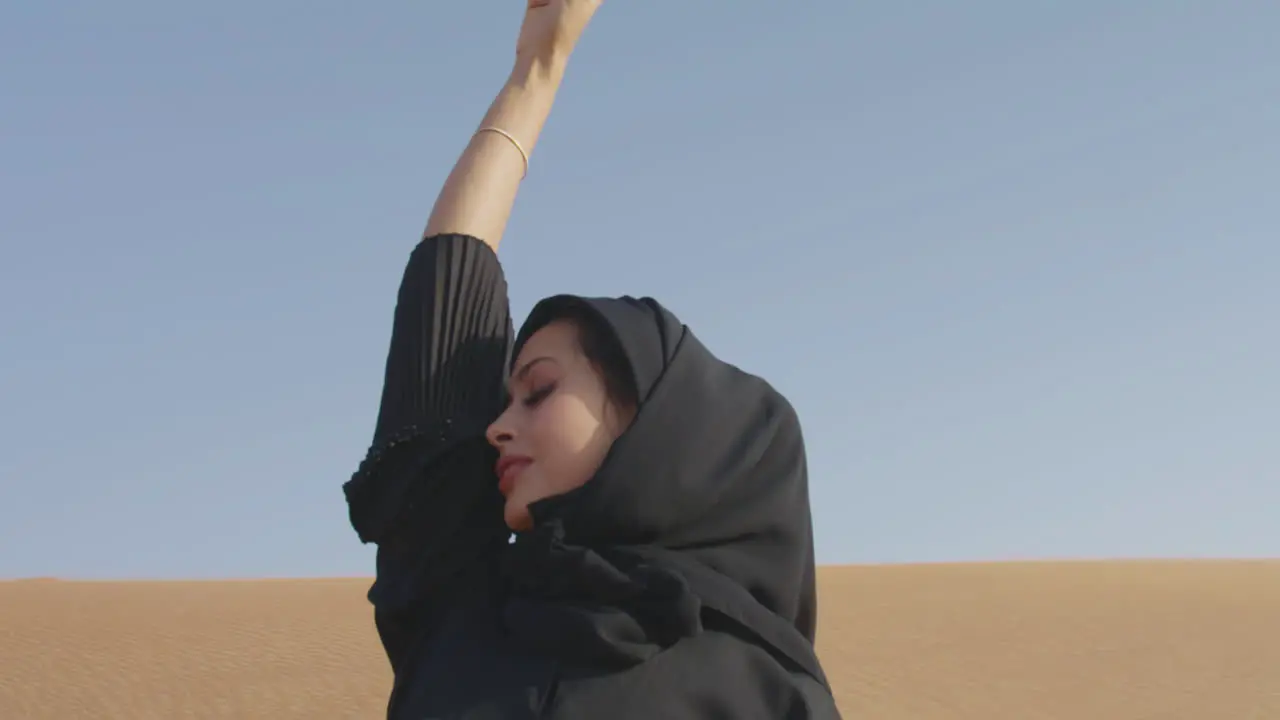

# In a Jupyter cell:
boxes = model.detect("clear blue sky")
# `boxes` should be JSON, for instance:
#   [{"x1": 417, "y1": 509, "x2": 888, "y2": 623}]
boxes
[{"x1": 2, "y1": 2, "x2": 1277, "y2": 580}]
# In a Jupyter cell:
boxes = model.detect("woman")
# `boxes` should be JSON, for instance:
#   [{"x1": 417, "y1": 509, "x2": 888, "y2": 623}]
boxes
[{"x1": 342, "y1": 2, "x2": 841, "y2": 717}]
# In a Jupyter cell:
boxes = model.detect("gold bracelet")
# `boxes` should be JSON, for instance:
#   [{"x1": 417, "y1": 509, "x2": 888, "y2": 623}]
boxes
[{"x1": 476, "y1": 126, "x2": 529, "y2": 178}]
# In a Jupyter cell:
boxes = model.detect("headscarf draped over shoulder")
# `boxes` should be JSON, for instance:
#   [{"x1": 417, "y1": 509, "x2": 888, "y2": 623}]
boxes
[{"x1": 502, "y1": 295, "x2": 826, "y2": 688}]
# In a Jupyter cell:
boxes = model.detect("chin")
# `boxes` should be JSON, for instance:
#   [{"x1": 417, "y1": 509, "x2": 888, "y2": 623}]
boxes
[{"x1": 503, "y1": 499, "x2": 533, "y2": 532}]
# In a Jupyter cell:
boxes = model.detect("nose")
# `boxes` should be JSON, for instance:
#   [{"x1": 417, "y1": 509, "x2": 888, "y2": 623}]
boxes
[{"x1": 485, "y1": 406, "x2": 516, "y2": 448}]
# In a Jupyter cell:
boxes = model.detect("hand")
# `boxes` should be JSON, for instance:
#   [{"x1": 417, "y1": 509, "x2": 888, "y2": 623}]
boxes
[{"x1": 515, "y1": 0, "x2": 603, "y2": 65}]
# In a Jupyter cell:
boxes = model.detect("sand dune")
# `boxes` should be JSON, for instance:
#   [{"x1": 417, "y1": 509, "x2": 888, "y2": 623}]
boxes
[{"x1": 2, "y1": 561, "x2": 1277, "y2": 718}]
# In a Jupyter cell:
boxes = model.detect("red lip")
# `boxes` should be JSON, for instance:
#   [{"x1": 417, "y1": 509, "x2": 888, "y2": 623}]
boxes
[{"x1": 495, "y1": 455, "x2": 532, "y2": 496}]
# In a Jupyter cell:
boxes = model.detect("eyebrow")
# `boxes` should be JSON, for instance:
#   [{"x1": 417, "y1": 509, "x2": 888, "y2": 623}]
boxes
[{"x1": 506, "y1": 356, "x2": 556, "y2": 393}]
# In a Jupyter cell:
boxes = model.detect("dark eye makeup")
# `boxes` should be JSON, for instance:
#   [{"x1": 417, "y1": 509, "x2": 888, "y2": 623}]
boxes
[{"x1": 523, "y1": 382, "x2": 557, "y2": 408}]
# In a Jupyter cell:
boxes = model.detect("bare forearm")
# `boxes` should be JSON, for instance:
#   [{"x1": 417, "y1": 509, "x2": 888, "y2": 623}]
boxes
[{"x1": 423, "y1": 57, "x2": 567, "y2": 250}]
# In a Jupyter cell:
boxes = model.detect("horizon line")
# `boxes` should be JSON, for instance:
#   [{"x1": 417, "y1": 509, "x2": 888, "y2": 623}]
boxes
[{"x1": 6, "y1": 556, "x2": 1278, "y2": 583}]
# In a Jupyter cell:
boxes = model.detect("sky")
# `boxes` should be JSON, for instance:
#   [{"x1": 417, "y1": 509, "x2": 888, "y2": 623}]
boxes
[{"x1": 1, "y1": 2, "x2": 1277, "y2": 580}]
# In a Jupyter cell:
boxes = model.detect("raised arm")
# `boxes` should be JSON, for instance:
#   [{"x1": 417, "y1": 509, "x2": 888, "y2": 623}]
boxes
[
  {"x1": 351, "y1": 0, "x2": 603, "y2": 545},
  {"x1": 344, "y1": 0, "x2": 604, "y2": 674},
  {"x1": 424, "y1": 0, "x2": 602, "y2": 250}
]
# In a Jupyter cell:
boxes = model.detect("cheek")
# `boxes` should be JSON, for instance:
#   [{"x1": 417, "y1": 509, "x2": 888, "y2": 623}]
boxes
[{"x1": 528, "y1": 394, "x2": 611, "y2": 491}]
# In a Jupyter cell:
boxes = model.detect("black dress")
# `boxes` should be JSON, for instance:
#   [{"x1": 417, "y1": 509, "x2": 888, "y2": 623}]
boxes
[{"x1": 344, "y1": 234, "x2": 841, "y2": 719}]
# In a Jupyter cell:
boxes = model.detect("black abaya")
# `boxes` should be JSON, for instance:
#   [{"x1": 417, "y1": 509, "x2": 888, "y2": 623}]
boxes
[{"x1": 344, "y1": 234, "x2": 841, "y2": 719}]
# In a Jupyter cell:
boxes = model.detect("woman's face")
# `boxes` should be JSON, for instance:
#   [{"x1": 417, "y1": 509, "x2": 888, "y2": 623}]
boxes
[{"x1": 486, "y1": 319, "x2": 634, "y2": 531}]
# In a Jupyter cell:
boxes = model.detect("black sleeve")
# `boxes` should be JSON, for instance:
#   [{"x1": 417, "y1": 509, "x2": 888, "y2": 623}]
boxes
[{"x1": 342, "y1": 233, "x2": 513, "y2": 673}]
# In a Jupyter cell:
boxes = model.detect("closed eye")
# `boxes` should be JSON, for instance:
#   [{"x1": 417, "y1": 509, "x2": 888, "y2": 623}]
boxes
[{"x1": 523, "y1": 383, "x2": 557, "y2": 408}]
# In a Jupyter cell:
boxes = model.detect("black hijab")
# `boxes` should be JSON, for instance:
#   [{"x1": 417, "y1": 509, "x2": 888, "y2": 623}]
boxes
[{"x1": 499, "y1": 295, "x2": 828, "y2": 689}]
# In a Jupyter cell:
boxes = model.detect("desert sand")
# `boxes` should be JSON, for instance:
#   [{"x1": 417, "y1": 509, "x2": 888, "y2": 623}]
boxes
[{"x1": 2, "y1": 561, "x2": 1277, "y2": 719}]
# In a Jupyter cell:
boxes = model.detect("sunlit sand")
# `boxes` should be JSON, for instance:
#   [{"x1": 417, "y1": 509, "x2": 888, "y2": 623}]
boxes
[{"x1": 3, "y1": 561, "x2": 1277, "y2": 718}]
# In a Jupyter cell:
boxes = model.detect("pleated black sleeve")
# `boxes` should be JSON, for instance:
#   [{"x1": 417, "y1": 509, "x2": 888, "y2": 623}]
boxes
[{"x1": 342, "y1": 233, "x2": 513, "y2": 673}]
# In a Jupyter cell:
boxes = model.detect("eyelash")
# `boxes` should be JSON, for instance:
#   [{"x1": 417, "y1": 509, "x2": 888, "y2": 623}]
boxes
[{"x1": 523, "y1": 383, "x2": 556, "y2": 408}]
